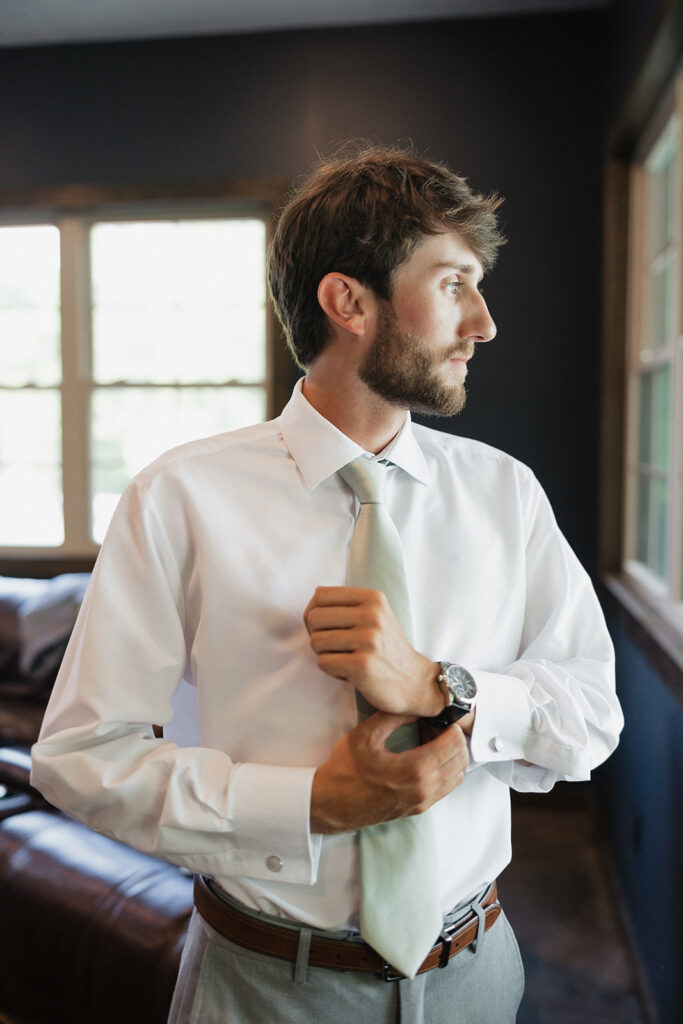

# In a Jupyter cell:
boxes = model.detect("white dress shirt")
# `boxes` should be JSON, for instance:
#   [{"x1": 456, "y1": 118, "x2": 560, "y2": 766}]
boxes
[{"x1": 32, "y1": 379, "x2": 623, "y2": 931}]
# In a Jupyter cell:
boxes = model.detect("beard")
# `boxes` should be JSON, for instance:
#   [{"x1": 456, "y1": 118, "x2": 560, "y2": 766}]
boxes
[{"x1": 358, "y1": 301, "x2": 472, "y2": 417}]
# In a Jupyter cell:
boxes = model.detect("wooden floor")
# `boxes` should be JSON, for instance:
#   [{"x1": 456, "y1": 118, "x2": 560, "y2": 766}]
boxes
[{"x1": 501, "y1": 785, "x2": 654, "y2": 1024}]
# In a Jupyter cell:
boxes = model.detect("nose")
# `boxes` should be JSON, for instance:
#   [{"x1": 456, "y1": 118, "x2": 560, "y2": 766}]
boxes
[{"x1": 459, "y1": 290, "x2": 497, "y2": 343}]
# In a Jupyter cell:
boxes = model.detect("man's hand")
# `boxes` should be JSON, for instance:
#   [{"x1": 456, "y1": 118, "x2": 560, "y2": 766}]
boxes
[
  {"x1": 310, "y1": 711, "x2": 469, "y2": 834},
  {"x1": 304, "y1": 586, "x2": 444, "y2": 718}
]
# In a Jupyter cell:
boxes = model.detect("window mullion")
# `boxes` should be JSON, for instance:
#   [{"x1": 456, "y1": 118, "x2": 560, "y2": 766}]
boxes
[
  {"x1": 672, "y1": 333, "x2": 683, "y2": 602},
  {"x1": 60, "y1": 217, "x2": 95, "y2": 553},
  {"x1": 671, "y1": 107, "x2": 683, "y2": 601},
  {"x1": 623, "y1": 166, "x2": 645, "y2": 564}
]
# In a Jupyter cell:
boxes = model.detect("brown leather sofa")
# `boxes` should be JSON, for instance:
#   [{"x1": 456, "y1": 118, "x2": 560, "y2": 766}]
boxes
[
  {"x1": 0, "y1": 577, "x2": 194, "y2": 1023},
  {"x1": 0, "y1": 747, "x2": 193, "y2": 1024}
]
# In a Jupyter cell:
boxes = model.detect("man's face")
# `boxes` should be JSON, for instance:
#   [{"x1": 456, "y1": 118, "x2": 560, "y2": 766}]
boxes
[{"x1": 359, "y1": 231, "x2": 497, "y2": 416}]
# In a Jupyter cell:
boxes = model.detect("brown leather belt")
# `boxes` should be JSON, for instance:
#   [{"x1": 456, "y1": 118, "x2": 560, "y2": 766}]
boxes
[{"x1": 194, "y1": 874, "x2": 501, "y2": 981}]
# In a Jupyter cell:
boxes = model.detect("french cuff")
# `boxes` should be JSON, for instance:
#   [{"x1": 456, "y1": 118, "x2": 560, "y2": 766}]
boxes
[
  {"x1": 469, "y1": 669, "x2": 533, "y2": 765},
  {"x1": 230, "y1": 763, "x2": 322, "y2": 885}
]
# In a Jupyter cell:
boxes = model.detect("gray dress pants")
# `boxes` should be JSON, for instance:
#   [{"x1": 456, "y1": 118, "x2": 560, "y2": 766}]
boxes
[{"x1": 168, "y1": 890, "x2": 525, "y2": 1024}]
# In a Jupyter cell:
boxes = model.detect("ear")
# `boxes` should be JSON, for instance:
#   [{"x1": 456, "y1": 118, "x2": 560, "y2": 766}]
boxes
[{"x1": 317, "y1": 273, "x2": 375, "y2": 338}]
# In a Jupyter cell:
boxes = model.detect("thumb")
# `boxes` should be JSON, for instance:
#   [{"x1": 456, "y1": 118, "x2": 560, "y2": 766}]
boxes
[{"x1": 362, "y1": 711, "x2": 418, "y2": 749}]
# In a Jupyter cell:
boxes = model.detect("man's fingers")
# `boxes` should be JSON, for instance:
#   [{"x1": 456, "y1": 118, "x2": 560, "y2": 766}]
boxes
[
  {"x1": 360, "y1": 714, "x2": 468, "y2": 814},
  {"x1": 304, "y1": 586, "x2": 384, "y2": 629},
  {"x1": 399, "y1": 722, "x2": 469, "y2": 772},
  {"x1": 310, "y1": 629, "x2": 358, "y2": 654},
  {"x1": 362, "y1": 710, "x2": 419, "y2": 746},
  {"x1": 359, "y1": 712, "x2": 466, "y2": 761},
  {"x1": 313, "y1": 714, "x2": 469, "y2": 833},
  {"x1": 307, "y1": 605, "x2": 362, "y2": 634},
  {"x1": 423, "y1": 721, "x2": 469, "y2": 760},
  {"x1": 310, "y1": 586, "x2": 376, "y2": 606}
]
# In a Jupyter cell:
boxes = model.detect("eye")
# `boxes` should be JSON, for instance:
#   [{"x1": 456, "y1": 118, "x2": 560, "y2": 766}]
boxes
[{"x1": 445, "y1": 280, "x2": 463, "y2": 295}]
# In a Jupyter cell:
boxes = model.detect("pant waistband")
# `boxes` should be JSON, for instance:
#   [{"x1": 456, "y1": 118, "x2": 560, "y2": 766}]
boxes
[{"x1": 193, "y1": 875, "x2": 501, "y2": 981}]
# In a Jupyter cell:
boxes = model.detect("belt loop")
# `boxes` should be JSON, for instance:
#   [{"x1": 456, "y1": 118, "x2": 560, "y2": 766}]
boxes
[
  {"x1": 294, "y1": 927, "x2": 312, "y2": 984},
  {"x1": 469, "y1": 900, "x2": 486, "y2": 957}
]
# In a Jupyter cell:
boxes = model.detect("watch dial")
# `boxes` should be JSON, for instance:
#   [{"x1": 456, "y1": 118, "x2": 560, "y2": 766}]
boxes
[{"x1": 449, "y1": 666, "x2": 477, "y2": 700}]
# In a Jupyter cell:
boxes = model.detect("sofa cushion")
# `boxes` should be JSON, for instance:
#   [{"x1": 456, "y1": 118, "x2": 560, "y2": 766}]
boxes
[{"x1": 0, "y1": 809, "x2": 193, "y2": 1024}]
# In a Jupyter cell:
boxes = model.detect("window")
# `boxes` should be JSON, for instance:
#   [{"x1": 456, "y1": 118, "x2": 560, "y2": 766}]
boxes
[
  {"x1": 0, "y1": 207, "x2": 273, "y2": 554},
  {"x1": 623, "y1": 80, "x2": 682, "y2": 622}
]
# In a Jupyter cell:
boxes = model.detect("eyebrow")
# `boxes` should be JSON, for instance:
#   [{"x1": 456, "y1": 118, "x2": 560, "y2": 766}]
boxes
[{"x1": 431, "y1": 261, "x2": 484, "y2": 281}]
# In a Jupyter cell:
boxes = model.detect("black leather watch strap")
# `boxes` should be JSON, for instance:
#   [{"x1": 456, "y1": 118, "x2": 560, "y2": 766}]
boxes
[{"x1": 418, "y1": 704, "x2": 469, "y2": 743}]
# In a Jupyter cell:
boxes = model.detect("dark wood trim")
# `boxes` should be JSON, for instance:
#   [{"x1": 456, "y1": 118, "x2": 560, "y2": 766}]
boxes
[
  {"x1": 599, "y1": 157, "x2": 630, "y2": 574},
  {"x1": 601, "y1": 575, "x2": 683, "y2": 706},
  {"x1": 0, "y1": 556, "x2": 97, "y2": 579},
  {"x1": 0, "y1": 177, "x2": 289, "y2": 216}
]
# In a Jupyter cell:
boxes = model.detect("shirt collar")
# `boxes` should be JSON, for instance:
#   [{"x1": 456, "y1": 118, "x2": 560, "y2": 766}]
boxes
[{"x1": 279, "y1": 378, "x2": 431, "y2": 489}]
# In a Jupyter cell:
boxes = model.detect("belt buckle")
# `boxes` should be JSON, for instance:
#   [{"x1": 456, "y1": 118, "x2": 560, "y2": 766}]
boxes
[
  {"x1": 380, "y1": 963, "x2": 404, "y2": 982},
  {"x1": 438, "y1": 919, "x2": 459, "y2": 968}
]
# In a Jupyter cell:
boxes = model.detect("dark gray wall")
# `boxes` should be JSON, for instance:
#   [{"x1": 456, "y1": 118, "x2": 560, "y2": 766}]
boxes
[{"x1": 0, "y1": 10, "x2": 610, "y2": 571}]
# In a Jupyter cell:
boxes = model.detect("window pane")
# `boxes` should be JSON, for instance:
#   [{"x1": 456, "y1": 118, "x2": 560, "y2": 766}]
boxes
[
  {"x1": 648, "y1": 255, "x2": 676, "y2": 351},
  {"x1": 93, "y1": 307, "x2": 265, "y2": 384},
  {"x1": 638, "y1": 366, "x2": 670, "y2": 471},
  {"x1": 0, "y1": 390, "x2": 63, "y2": 546},
  {"x1": 91, "y1": 219, "x2": 266, "y2": 384},
  {"x1": 0, "y1": 225, "x2": 61, "y2": 386},
  {"x1": 647, "y1": 121, "x2": 677, "y2": 258},
  {"x1": 635, "y1": 473, "x2": 669, "y2": 581},
  {"x1": 90, "y1": 385, "x2": 266, "y2": 542}
]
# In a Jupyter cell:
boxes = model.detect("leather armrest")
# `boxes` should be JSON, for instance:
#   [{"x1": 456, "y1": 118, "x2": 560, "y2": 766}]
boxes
[{"x1": 0, "y1": 745, "x2": 32, "y2": 788}]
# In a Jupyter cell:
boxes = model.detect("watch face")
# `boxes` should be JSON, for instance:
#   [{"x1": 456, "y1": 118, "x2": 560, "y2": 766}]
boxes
[{"x1": 445, "y1": 665, "x2": 477, "y2": 702}]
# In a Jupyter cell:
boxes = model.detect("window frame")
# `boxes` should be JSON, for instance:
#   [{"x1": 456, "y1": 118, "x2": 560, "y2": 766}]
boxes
[
  {"x1": 600, "y1": 12, "x2": 683, "y2": 687},
  {"x1": 0, "y1": 180, "x2": 291, "y2": 566},
  {"x1": 622, "y1": 86, "x2": 682, "y2": 619}
]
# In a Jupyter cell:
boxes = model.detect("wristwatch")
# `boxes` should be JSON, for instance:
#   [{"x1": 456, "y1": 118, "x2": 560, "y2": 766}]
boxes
[
  {"x1": 418, "y1": 661, "x2": 477, "y2": 743},
  {"x1": 434, "y1": 661, "x2": 477, "y2": 724}
]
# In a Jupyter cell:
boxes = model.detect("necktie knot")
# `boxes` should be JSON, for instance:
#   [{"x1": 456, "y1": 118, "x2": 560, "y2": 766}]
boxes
[{"x1": 339, "y1": 457, "x2": 388, "y2": 505}]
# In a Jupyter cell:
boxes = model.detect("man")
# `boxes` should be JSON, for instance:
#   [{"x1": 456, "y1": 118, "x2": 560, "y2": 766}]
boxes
[{"x1": 32, "y1": 145, "x2": 623, "y2": 1023}]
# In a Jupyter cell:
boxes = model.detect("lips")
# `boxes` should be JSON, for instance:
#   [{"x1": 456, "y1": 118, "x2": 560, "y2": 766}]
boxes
[{"x1": 446, "y1": 345, "x2": 474, "y2": 362}]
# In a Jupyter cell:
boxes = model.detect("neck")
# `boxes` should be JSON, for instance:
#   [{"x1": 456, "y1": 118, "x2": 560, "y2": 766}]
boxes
[{"x1": 303, "y1": 362, "x2": 407, "y2": 455}]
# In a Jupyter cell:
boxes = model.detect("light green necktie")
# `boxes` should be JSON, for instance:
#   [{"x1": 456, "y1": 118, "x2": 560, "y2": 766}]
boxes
[{"x1": 339, "y1": 457, "x2": 442, "y2": 979}]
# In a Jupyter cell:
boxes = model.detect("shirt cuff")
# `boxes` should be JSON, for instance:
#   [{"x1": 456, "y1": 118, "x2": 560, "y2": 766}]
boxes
[
  {"x1": 469, "y1": 669, "x2": 533, "y2": 765},
  {"x1": 229, "y1": 763, "x2": 322, "y2": 885}
]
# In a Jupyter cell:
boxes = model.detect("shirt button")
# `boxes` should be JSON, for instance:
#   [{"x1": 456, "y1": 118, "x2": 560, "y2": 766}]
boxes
[
  {"x1": 489, "y1": 737, "x2": 504, "y2": 753},
  {"x1": 266, "y1": 854, "x2": 283, "y2": 873}
]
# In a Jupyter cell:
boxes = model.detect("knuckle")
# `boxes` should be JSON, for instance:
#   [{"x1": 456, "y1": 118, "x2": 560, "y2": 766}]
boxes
[
  {"x1": 361, "y1": 627, "x2": 380, "y2": 651},
  {"x1": 447, "y1": 727, "x2": 467, "y2": 752},
  {"x1": 306, "y1": 607, "x2": 319, "y2": 627},
  {"x1": 413, "y1": 794, "x2": 433, "y2": 815},
  {"x1": 408, "y1": 768, "x2": 432, "y2": 805},
  {"x1": 361, "y1": 609, "x2": 382, "y2": 631},
  {"x1": 355, "y1": 651, "x2": 373, "y2": 674}
]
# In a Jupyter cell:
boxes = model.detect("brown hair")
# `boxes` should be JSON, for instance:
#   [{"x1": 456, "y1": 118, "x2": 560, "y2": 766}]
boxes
[{"x1": 268, "y1": 142, "x2": 505, "y2": 369}]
